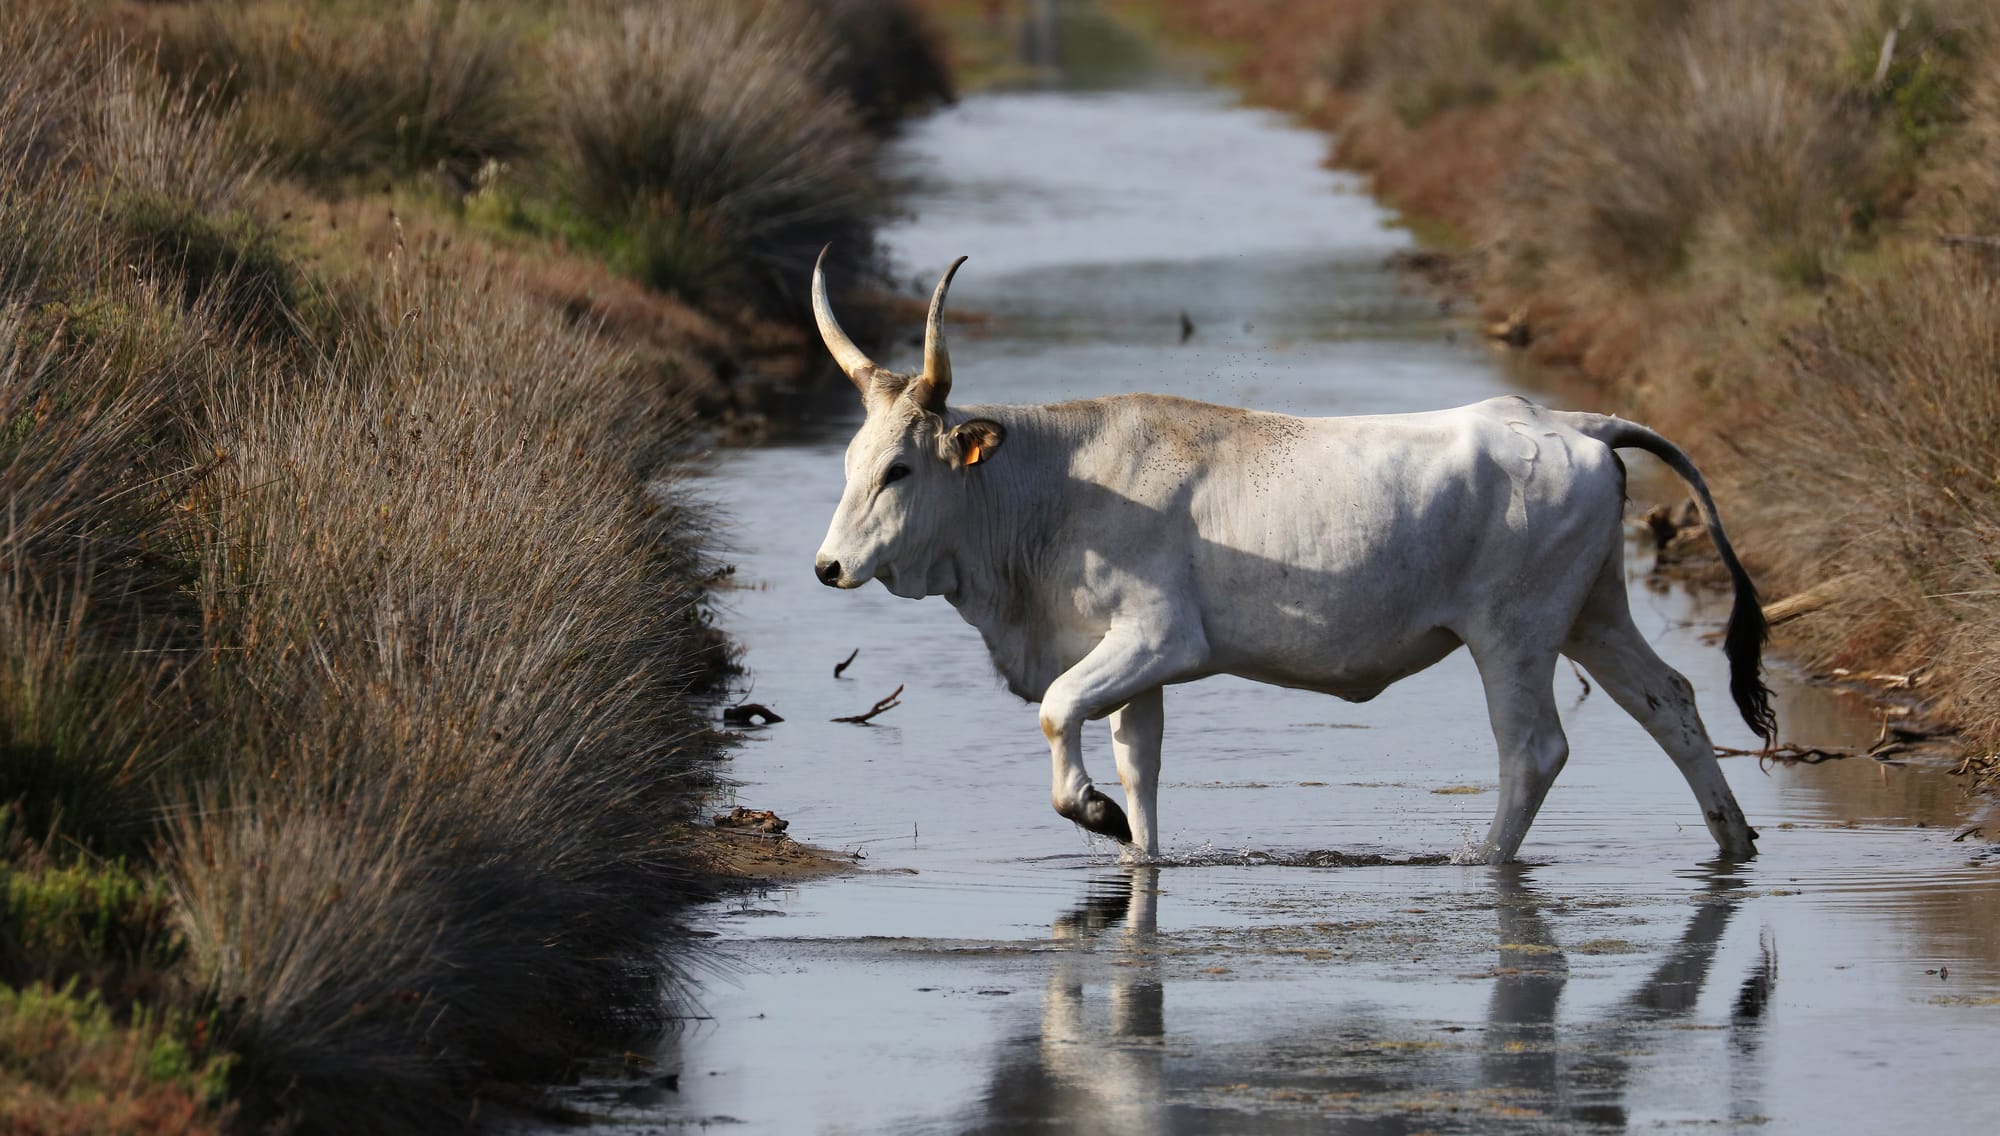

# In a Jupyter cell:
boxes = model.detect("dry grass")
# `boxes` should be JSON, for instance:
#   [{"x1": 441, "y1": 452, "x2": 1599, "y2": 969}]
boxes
[
  {"x1": 129, "y1": 0, "x2": 942, "y2": 320},
  {"x1": 166, "y1": 241, "x2": 718, "y2": 1130},
  {"x1": 1742, "y1": 249, "x2": 2000, "y2": 730},
  {"x1": 1515, "y1": 29, "x2": 1875, "y2": 290},
  {"x1": 818, "y1": 0, "x2": 955, "y2": 129},
  {"x1": 0, "y1": 0, "x2": 950, "y2": 1129},
  {"x1": 545, "y1": 0, "x2": 881, "y2": 306},
  {"x1": 170, "y1": 0, "x2": 532, "y2": 192}
]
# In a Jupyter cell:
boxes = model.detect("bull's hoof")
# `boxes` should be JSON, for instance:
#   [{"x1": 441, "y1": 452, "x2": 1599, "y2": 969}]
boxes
[{"x1": 1076, "y1": 787, "x2": 1132, "y2": 844}]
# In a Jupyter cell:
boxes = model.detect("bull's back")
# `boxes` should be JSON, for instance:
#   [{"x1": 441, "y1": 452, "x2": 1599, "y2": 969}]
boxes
[{"x1": 1179, "y1": 398, "x2": 1624, "y2": 687}]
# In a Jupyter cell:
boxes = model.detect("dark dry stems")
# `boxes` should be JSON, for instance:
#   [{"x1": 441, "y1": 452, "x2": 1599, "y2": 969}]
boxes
[{"x1": 834, "y1": 684, "x2": 904, "y2": 725}]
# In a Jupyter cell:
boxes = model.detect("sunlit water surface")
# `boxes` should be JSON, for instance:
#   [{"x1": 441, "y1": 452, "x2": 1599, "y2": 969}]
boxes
[{"x1": 528, "y1": 63, "x2": 2000, "y2": 1136}]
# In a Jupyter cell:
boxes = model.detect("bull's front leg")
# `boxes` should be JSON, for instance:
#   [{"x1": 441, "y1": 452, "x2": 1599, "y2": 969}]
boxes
[
  {"x1": 1041, "y1": 626, "x2": 1200, "y2": 851},
  {"x1": 1109, "y1": 688, "x2": 1164, "y2": 861}
]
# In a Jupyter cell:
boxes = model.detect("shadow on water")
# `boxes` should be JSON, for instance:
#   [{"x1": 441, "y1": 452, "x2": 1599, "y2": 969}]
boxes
[{"x1": 957, "y1": 867, "x2": 1779, "y2": 1135}]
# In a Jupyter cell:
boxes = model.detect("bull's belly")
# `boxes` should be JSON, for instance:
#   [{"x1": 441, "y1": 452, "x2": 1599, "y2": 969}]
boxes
[{"x1": 1204, "y1": 624, "x2": 1465, "y2": 702}]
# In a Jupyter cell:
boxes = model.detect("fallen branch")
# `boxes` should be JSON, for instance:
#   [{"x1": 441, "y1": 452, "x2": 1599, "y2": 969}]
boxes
[
  {"x1": 834, "y1": 648, "x2": 859, "y2": 678},
  {"x1": 1937, "y1": 233, "x2": 2000, "y2": 251},
  {"x1": 1761, "y1": 573, "x2": 1860, "y2": 626},
  {"x1": 834, "y1": 684, "x2": 903, "y2": 724}
]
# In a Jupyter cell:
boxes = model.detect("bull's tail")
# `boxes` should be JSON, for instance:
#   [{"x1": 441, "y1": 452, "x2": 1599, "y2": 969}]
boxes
[{"x1": 1567, "y1": 412, "x2": 1778, "y2": 746}]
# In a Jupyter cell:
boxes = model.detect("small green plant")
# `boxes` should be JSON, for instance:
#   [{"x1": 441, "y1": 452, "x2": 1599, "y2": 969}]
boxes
[
  {"x1": 0, "y1": 851, "x2": 182, "y2": 989},
  {"x1": 0, "y1": 980, "x2": 231, "y2": 1135}
]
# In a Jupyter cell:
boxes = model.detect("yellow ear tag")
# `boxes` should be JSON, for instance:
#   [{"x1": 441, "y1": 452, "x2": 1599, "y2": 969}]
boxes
[{"x1": 963, "y1": 438, "x2": 990, "y2": 465}]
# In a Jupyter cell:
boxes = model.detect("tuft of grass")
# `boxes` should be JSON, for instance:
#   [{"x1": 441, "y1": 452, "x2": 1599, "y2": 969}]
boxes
[
  {"x1": 1517, "y1": 26, "x2": 1876, "y2": 289},
  {"x1": 111, "y1": 191, "x2": 306, "y2": 346},
  {"x1": 545, "y1": 0, "x2": 881, "y2": 307},
  {"x1": 184, "y1": 0, "x2": 532, "y2": 192},
  {"x1": 0, "y1": 581, "x2": 186, "y2": 862},
  {"x1": 817, "y1": 0, "x2": 956, "y2": 130},
  {"x1": 164, "y1": 241, "x2": 718, "y2": 1134},
  {"x1": 1742, "y1": 250, "x2": 2000, "y2": 724}
]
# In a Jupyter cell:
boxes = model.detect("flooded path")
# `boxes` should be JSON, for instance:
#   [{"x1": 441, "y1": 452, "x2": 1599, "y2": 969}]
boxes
[{"x1": 567, "y1": 29, "x2": 2000, "y2": 1136}]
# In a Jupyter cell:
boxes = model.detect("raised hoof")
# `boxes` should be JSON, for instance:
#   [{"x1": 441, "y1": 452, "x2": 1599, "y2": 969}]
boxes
[{"x1": 1075, "y1": 787, "x2": 1132, "y2": 844}]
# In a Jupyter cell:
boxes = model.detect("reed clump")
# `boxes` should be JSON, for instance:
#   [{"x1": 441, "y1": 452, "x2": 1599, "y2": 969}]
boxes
[
  {"x1": 1, "y1": 0, "x2": 948, "y2": 1129},
  {"x1": 137, "y1": 0, "x2": 950, "y2": 316}
]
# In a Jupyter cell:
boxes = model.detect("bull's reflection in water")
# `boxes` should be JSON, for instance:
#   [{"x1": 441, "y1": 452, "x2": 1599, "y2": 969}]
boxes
[{"x1": 962, "y1": 867, "x2": 1775, "y2": 1134}]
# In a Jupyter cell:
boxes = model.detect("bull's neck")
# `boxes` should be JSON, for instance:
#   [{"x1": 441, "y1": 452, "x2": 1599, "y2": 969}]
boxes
[{"x1": 937, "y1": 401, "x2": 1088, "y2": 614}]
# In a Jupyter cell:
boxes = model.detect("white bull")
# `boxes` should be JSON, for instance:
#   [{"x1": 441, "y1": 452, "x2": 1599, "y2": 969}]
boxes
[{"x1": 810, "y1": 252, "x2": 1774, "y2": 863}]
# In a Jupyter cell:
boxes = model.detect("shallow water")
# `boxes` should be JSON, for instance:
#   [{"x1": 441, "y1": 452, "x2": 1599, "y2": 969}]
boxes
[{"x1": 547, "y1": 39, "x2": 2000, "y2": 1136}]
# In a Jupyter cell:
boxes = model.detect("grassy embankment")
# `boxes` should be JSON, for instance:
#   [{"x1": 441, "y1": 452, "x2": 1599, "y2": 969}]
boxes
[
  {"x1": 0, "y1": 1, "x2": 948, "y2": 1132},
  {"x1": 1147, "y1": 0, "x2": 2000, "y2": 779}
]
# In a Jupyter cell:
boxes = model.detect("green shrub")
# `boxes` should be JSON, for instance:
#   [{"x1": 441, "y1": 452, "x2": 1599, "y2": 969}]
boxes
[
  {"x1": 0, "y1": 853, "x2": 181, "y2": 992},
  {"x1": 111, "y1": 191, "x2": 306, "y2": 346},
  {"x1": 0, "y1": 981, "x2": 229, "y2": 1136}
]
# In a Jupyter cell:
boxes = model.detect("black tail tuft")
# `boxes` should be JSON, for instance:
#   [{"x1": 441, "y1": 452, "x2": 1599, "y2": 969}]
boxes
[
  {"x1": 1723, "y1": 561, "x2": 1777, "y2": 746},
  {"x1": 1580, "y1": 412, "x2": 1777, "y2": 747}
]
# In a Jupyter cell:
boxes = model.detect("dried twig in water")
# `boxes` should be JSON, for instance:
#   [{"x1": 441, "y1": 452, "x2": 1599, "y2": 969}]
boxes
[
  {"x1": 834, "y1": 684, "x2": 903, "y2": 724},
  {"x1": 834, "y1": 648, "x2": 859, "y2": 678},
  {"x1": 722, "y1": 703, "x2": 783, "y2": 726}
]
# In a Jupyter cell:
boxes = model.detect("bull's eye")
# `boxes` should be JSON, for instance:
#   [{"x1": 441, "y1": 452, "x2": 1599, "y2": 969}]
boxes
[{"x1": 884, "y1": 463, "x2": 911, "y2": 485}]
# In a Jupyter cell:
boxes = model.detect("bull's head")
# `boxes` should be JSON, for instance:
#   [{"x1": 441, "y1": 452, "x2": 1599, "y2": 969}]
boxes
[{"x1": 812, "y1": 249, "x2": 1004, "y2": 599}]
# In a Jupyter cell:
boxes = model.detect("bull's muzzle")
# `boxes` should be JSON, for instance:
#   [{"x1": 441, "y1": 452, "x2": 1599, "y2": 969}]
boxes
[{"x1": 814, "y1": 557, "x2": 843, "y2": 587}]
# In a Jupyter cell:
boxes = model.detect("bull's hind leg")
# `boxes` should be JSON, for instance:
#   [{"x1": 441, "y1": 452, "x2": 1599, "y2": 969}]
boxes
[
  {"x1": 1563, "y1": 561, "x2": 1757, "y2": 859},
  {"x1": 1469, "y1": 644, "x2": 1570, "y2": 864}
]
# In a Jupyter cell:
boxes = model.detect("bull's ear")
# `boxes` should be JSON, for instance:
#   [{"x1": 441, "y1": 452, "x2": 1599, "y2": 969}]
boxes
[{"x1": 945, "y1": 419, "x2": 1005, "y2": 469}]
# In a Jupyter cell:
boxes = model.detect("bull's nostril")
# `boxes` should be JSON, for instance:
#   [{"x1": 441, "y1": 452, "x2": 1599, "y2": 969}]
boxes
[{"x1": 816, "y1": 560, "x2": 842, "y2": 587}]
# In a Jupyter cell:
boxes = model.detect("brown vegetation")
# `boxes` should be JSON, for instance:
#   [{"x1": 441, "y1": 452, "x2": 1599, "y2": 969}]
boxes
[
  {"x1": 0, "y1": 0, "x2": 950, "y2": 1131},
  {"x1": 1149, "y1": 0, "x2": 2000, "y2": 780}
]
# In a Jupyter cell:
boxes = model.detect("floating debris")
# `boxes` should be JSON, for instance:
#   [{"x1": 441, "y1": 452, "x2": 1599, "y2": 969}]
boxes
[
  {"x1": 722, "y1": 703, "x2": 783, "y2": 726},
  {"x1": 834, "y1": 684, "x2": 904, "y2": 724}
]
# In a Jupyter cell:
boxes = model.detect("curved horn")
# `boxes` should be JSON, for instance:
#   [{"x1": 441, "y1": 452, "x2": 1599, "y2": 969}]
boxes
[
  {"x1": 812, "y1": 245, "x2": 882, "y2": 390},
  {"x1": 910, "y1": 255, "x2": 968, "y2": 412}
]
